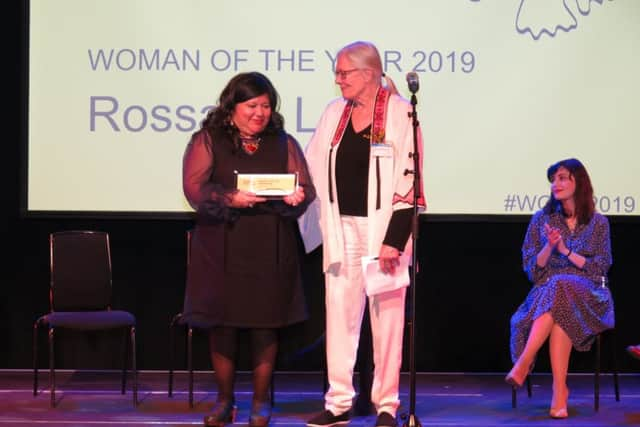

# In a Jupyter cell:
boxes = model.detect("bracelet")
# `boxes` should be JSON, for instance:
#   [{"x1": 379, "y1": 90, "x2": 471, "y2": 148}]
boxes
[{"x1": 566, "y1": 249, "x2": 572, "y2": 257}]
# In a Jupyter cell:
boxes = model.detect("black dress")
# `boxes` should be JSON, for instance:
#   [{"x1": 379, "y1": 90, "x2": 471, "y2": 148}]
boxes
[{"x1": 182, "y1": 128, "x2": 315, "y2": 328}]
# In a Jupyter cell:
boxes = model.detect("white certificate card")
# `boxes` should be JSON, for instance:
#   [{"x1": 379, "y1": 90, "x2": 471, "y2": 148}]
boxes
[{"x1": 236, "y1": 173, "x2": 297, "y2": 197}]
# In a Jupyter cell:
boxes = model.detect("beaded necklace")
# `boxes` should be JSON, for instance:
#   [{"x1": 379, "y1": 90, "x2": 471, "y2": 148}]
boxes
[{"x1": 240, "y1": 135, "x2": 261, "y2": 155}]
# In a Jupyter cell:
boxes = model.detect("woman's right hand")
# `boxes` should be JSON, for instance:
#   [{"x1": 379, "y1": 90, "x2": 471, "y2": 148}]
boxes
[
  {"x1": 538, "y1": 222, "x2": 562, "y2": 267},
  {"x1": 229, "y1": 190, "x2": 266, "y2": 208},
  {"x1": 544, "y1": 223, "x2": 562, "y2": 249}
]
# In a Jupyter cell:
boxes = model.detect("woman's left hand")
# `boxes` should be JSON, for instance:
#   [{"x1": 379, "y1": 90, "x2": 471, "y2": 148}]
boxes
[
  {"x1": 283, "y1": 186, "x2": 305, "y2": 207},
  {"x1": 557, "y1": 238, "x2": 569, "y2": 256},
  {"x1": 378, "y1": 244, "x2": 400, "y2": 275}
]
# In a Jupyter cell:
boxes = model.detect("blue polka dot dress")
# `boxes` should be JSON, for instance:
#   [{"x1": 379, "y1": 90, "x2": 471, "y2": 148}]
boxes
[{"x1": 510, "y1": 209, "x2": 615, "y2": 362}]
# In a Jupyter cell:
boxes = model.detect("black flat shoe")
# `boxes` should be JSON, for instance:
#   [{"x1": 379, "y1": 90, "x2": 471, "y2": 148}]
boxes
[
  {"x1": 374, "y1": 412, "x2": 397, "y2": 427},
  {"x1": 249, "y1": 400, "x2": 272, "y2": 427},
  {"x1": 204, "y1": 399, "x2": 237, "y2": 427}
]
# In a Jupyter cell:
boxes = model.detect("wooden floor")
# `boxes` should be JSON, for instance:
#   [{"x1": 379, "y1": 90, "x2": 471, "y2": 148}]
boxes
[{"x1": 1, "y1": 370, "x2": 639, "y2": 426}]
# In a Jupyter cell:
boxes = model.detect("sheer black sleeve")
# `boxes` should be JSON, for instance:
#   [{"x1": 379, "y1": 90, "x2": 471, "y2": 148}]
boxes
[{"x1": 182, "y1": 130, "x2": 239, "y2": 222}]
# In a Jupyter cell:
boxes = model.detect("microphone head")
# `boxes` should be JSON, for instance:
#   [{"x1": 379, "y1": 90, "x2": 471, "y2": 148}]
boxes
[{"x1": 406, "y1": 71, "x2": 419, "y2": 93}]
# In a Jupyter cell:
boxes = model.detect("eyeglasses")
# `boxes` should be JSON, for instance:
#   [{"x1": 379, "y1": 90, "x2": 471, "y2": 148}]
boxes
[{"x1": 334, "y1": 68, "x2": 361, "y2": 79}]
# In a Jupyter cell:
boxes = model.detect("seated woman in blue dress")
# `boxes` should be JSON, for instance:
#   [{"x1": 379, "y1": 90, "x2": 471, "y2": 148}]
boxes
[{"x1": 506, "y1": 158, "x2": 614, "y2": 419}]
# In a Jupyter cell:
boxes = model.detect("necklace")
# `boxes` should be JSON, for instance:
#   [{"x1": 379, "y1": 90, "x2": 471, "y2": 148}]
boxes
[{"x1": 240, "y1": 135, "x2": 261, "y2": 155}]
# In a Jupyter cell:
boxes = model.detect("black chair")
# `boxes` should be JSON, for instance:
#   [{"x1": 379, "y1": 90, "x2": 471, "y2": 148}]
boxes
[
  {"x1": 168, "y1": 230, "x2": 275, "y2": 408},
  {"x1": 511, "y1": 327, "x2": 620, "y2": 411},
  {"x1": 32, "y1": 231, "x2": 137, "y2": 408}
]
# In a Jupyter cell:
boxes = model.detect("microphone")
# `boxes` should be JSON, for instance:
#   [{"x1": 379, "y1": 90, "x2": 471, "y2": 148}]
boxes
[{"x1": 406, "y1": 72, "x2": 419, "y2": 94}]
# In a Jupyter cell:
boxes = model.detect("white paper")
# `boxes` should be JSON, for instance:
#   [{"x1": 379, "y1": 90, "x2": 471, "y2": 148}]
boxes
[{"x1": 361, "y1": 254, "x2": 411, "y2": 297}]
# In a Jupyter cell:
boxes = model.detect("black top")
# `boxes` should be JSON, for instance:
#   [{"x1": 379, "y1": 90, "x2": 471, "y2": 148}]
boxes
[
  {"x1": 336, "y1": 121, "x2": 370, "y2": 216},
  {"x1": 335, "y1": 119, "x2": 412, "y2": 251}
]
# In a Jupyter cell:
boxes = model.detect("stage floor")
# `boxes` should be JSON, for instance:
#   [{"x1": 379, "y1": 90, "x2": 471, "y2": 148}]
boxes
[{"x1": 1, "y1": 370, "x2": 638, "y2": 426}]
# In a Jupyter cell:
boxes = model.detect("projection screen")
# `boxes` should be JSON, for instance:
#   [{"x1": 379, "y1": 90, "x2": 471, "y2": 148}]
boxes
[{"x1": 26, "y1": 0, "x2": 640, "y2": 216}]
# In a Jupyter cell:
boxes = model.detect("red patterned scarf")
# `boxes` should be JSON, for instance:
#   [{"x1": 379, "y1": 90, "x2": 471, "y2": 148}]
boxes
[{"x1": 330, "y1": 86, "x2": 390, "y2": 147}]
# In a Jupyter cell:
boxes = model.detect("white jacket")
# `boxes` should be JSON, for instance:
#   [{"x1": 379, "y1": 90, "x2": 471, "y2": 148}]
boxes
[{"x1": 299, "y1": 93, "x2": 426, "y2": 274}]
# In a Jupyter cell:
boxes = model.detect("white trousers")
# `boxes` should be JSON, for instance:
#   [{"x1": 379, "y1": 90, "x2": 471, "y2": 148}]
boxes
[{"x1": 324, "y1": 215, "x2": 406, "y2": 416}]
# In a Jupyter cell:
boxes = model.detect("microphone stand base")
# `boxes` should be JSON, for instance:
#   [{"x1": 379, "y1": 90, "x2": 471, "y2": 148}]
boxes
[{"x1": 401, "y1": 414, "x2": 422, "y2": 427}]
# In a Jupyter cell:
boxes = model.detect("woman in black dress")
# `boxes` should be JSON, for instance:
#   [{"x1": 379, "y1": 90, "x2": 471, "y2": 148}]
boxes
[{"x1": 182, "y1": 72, "x2": 315, "y2": 427}]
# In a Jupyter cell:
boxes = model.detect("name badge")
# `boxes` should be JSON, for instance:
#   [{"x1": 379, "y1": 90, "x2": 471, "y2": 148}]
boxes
[{"x1": 371, "y1": 143, "x2": 393, "y2": 158}]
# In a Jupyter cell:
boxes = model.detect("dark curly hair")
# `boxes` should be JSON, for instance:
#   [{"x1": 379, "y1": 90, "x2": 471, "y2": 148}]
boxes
[
  {"x1": 200, "y1": 72, "x2": 285, "y2": 152},
  {"x1": 543, "y1": 158, "x2": 595, "y2": 224}
]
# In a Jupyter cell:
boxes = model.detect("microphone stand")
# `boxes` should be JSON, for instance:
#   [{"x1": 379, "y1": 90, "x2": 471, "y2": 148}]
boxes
[{"x1": 402, "y1": 90, "x2": 422, "y2": 427}]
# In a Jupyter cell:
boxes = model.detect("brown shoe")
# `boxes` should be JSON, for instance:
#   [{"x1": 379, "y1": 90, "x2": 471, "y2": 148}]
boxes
[
  {"x1": 249, "y1": 400, "x2": 272, "y2": 427},
  {"x1": 204, "y1": 399, "x2": 236, "y2": 427}
]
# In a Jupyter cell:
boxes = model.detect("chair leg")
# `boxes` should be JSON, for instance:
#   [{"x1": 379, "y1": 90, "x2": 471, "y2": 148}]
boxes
[
  {"x1": 610, "y1": 329, "x2": 620, "y2": 402},
  {"x1": 131, "y1": 326, "x2": 138, "y2": 407},
  {"x1": 270, "y1": 372, "x2": 275, "y2": 406},
  {"x1": 121, "y1": 327, "x2": 128, "y2": 395},
  {"x1": 511, "y1": 374, "x2": 532, "y2": 409},
  {"x1": 594, "y1": 334, "x2": 601, "y2": 412},
  {"x1": 33, "y1": 321, "x2": 39, "y2": 396},
  {"x1": 188, "y1": 327, "x2": 194, "y2": 409},
  {"x1": 168, "y1": 316, "x2": 178, "y2": 397},
  {"x1": 49, "y1": 327, "x2": 55, "y2": 408},
  {"x1": 613, "y1": 370, "x2": 620, "y2": 402}
]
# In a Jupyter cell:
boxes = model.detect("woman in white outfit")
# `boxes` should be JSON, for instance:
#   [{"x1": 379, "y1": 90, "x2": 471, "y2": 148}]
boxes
[{"x1": 302, "y1": 41, "x2": 426, "y2": 427}]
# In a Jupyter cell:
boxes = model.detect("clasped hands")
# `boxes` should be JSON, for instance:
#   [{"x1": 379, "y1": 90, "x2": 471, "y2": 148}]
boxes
[
  {"x1": 230, "y1": 187, "x2": 305, "y2": 209},
  {"x1": 544, "y1": 223, "x2": 569, "y2": 256}
]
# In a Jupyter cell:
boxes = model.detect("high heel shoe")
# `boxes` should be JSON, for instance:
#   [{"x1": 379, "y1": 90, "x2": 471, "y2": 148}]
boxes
[
  {"x1": 549, "y1": 407, "x2": 568, "y2": 419},
  {"x1": 505, "y1": 371, "x2": 523, "y2": 388},
  {"x1": 203, "y1": 399, "x2": 237, "y2": 427},
  {"x1": 549, "y1": 387, "x2": 570, "y2": 419},
  {"x1": 249, "y1": 400, "x2": 272, "y2": 427},
  {"x1": 505, "y1": 361, "x2": 531, "y2": 388}
]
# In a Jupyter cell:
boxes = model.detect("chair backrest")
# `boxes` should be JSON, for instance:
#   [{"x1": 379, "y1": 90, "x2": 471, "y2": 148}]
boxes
[
  {"x1": 186, "y1": 229, "x2": 193, "y2": 265},
  {"x1": 50, "y1": 231, "x2": 113, "y2": 311}
]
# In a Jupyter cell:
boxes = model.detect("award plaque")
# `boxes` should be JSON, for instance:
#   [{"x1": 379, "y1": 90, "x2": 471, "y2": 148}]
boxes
[{"x1": 235, "y1": 173, "x2": 297, "y2": 197}]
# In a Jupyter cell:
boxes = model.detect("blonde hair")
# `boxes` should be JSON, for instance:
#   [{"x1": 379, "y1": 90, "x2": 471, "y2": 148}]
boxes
[{"x1": 337, "y1": 41, "x2": 398, "y2": 95}]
